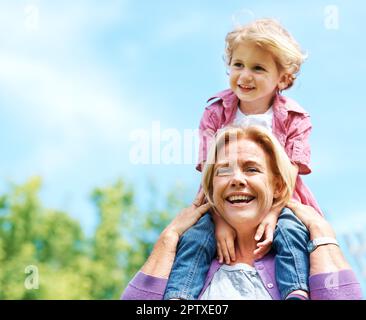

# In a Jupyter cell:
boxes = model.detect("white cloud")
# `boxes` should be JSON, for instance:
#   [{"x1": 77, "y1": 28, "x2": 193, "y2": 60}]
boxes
[
  {"x1": 0, "y1": 1, "x2": 127, "y2": 42},
  {"x1": 158, "y1": 12, "x2": 206, "y2": 42},
  {"x1": 0, "y1": 52, "x2": 136, "y2": 139},
  {"x1": 0, "y1": 1, "x2": 144, "y2": 179},
  {"x1": 155, "y1": 9, "x2": 236, "y2": 45}
]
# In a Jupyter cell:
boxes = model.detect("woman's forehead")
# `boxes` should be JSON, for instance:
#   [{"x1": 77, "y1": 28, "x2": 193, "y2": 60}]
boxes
[{"x1": 217, "y1": 138, "x2": 267, "y2": 162}]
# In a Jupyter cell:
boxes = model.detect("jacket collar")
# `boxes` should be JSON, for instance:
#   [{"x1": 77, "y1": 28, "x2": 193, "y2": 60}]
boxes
[
  {"x1": 207, "y1": 88, "x2": 238, "y2": 109},
  {"x1": 207, "y1": 88, "x2": 308, "y2": 115}
]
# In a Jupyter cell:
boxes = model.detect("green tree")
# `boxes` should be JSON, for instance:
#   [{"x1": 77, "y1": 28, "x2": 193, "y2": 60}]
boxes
[{"x1": 0, "y1": 177, "x2": 187, "y2": 299}]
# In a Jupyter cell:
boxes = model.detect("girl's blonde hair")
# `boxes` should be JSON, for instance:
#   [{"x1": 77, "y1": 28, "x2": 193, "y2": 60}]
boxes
[
  {"x1": 225, "y1": 18, "x2": 307, "y2": 89},
  {"x1": 202, "y1": 126, "x2": 297, "y2": 210}
]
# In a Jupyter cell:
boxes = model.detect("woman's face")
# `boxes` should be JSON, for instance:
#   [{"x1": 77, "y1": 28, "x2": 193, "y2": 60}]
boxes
[{"x1": 212, "y1": 137, "x2": 278, "y2": 229}]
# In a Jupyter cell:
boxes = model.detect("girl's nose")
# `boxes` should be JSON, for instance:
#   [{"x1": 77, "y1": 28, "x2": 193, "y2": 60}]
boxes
[{"x1": 239, "y1": 68, "x2": 253, "y2": 82}]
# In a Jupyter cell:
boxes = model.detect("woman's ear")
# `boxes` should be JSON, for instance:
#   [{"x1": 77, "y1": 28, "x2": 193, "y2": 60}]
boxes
[{"x1": 273, "y1": 177, "x2": 285, "y2": 200}]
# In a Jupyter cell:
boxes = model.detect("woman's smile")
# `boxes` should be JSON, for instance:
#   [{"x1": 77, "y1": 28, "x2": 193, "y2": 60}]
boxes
[
  {"x1": 225, "y1": 192, "x2": 256, "y2": 206},
  {"x1": 212, "y1": 137, "x2": 277, "y2": 229}
]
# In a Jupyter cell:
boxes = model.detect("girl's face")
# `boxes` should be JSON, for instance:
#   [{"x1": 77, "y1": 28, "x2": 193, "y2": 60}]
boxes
[
  {"x1": 229, "y1": 41, "x2": 288, "y2": 112},
  {"x1": 212, "y1": 137, "x2": 278, "y2": 230}
]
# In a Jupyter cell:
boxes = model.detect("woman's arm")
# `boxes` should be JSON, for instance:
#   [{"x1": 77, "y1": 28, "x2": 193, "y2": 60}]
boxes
[
  {"x1": 140, "y1": 230, "x2": 180, "y2": 279},
  {"x1": 287, "y1": 200, "x2": 349, "y2": 275},
  {"x1": 141, "y1": 192, "x2": 210, "y2": 278},
  {"x1": 287, "y1": 201, "x2": 362, "y2": 300},
  {"x1": 121, "y1": 192, "x2": 210, "y2": 299},
  {"x1": 306, "y1": 220, "x2": 350, "y2": 275}
]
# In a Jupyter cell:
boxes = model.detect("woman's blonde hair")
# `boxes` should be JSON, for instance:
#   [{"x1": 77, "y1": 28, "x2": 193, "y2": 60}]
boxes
[
  {"x1": 225, "y1": 18, "x2": 307, "y2": 90},
  {"x1": 202, "y1": 126, "x2": 297, "y2": 210}
]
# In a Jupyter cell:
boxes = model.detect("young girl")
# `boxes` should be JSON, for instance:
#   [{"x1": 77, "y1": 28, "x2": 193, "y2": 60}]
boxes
[{"x1": 164, "y1": 18, "x2": 322, "y2": 300}]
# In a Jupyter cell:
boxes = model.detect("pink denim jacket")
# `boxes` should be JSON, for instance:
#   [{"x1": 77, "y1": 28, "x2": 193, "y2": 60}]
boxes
[{"x1": 197, "y1": 88, "x2": 322, "y2": 214}]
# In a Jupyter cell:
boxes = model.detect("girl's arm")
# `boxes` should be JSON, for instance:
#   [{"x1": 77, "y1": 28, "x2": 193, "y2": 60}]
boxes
[
  {"x1": 285, "y1": 113, "x2": 312, "y2": 175},
  {"x1": 212, "y1": 210, "x2": 237, "y2": 264},
  {"x1": 253, "y1": 164, "x2": 299, "y2": 259},
  {"x1": 197, "y1": 108, "x2": 219, "y2": 172}
]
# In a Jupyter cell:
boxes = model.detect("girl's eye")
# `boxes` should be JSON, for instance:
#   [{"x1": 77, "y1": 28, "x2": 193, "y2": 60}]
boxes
[
  {"x1": 233, "y1": 62, "x2": 244, "y2": 68},
  {"x1": 216, "y1": 167, "x2": 233, "y2": 176},
  {"x1": 246, "y1": 167, "x2": 259, "y2": 173}
]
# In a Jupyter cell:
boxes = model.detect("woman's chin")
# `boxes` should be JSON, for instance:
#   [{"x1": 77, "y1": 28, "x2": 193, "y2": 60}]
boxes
[
  {"x1": 223, "y1": 199, "x2": 260, "y2": 220},
  {"x1": 224, "y1": 199, "x2": 256, "y2": 209}
]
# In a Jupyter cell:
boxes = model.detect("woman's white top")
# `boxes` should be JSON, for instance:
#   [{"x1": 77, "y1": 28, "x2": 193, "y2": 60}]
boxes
[{"x1": 200, "y1": 263, "x2": 272, "y2": 300}]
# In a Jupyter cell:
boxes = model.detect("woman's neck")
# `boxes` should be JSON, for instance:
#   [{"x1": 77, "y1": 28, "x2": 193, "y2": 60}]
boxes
[{"x1": 230, "y1": 231, "x2": 258, "y2": 266}]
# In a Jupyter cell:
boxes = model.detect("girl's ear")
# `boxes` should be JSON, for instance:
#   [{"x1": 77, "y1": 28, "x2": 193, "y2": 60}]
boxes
[{"x1": 278, "y1": 73, "x2": 291, "y2": 91}]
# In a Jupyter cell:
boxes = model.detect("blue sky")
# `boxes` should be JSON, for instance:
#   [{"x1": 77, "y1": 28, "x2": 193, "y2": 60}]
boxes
[{"x1": 1, "y1": 1, "x2": 366, "y2": 294}]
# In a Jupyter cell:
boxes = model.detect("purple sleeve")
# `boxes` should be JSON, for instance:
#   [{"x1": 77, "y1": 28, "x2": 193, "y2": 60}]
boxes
[
  {"x1": 309, "y1": 269, "x2": 363, "y2": 300},
  {"x1": 121, "y1": 272, "x2": 167, "y2": 300}
]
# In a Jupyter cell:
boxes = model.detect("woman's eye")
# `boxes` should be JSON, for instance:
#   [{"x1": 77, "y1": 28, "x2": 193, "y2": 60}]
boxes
[
  {"x1": 216, "y1": 167, "x2": 233, "y2": 176},
  {"x1": 254, "y1": 65, "x2": 265, "y2": 71},
  {"x1": 246, "y1": 167, "x2": 259, "y2": 173}
]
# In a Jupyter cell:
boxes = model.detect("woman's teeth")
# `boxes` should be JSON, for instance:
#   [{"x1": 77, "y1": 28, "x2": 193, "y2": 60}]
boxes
[{"x1": 227, "y1": 195, "x2": 255, "y2": 204}]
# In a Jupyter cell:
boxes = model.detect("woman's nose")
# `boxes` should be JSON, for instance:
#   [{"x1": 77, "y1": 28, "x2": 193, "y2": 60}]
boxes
[{"x1": 230, "y1": 171, "x2": 247, "y2": 187}]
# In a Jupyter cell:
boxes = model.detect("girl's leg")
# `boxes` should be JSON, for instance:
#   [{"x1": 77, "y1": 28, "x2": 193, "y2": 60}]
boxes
[
  {"x1": 163, "y1": 212, "x2": 216, "y2": 300},
  {"x1": 273, "y1": 207, "x2": 310, "y2": 300}
]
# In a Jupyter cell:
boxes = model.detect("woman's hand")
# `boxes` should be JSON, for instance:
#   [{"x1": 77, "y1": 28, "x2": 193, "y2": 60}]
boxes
[
  {"x1": 287, "y1": 200, "x2": 352, "y2": 276},
  {"x1": 141, "y1": 190, "x2": 211, "y2": 278},
  {"x1": 165, "y1": 189, "x2": 211, "y2": 240},
  {"x1": 286, "y1": 200, "x2": 335, "y2": 239}
]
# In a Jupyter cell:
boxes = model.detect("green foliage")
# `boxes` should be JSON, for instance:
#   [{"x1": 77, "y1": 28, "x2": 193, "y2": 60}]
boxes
[{"x1": 0, "y1": 177, "x2": 187, "y2": 299}]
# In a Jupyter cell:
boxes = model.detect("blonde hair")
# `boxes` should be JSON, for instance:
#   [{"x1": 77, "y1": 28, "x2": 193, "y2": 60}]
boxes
[
  {"x1": 202, "y1": 126, "x2": 297, "y2": 210},
  {"x1": 225, "y1": 18, "x2": 307, "y2": 89}
]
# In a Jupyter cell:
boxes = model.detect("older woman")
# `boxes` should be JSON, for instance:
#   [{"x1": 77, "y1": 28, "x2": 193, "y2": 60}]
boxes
[{"x1": 122, "y1": 126, "x2": 362, "y2": 300}]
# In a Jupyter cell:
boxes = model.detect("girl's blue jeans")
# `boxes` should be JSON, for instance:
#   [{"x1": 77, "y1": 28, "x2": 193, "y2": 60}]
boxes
[{"x1": 163, "y1": 207, "x2": 310, "y2": 300}]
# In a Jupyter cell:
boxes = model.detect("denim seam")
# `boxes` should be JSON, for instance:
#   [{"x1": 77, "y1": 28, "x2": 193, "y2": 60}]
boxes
[
  {"x1": 277, "y1": 226, "x2": 309, "y2": 298},
  {"x1": 180, "y1": 228, "x2": 215, "y2": 299},
  {"x1": 164, "y1": 290, "x2": 193, "y2": 300}
]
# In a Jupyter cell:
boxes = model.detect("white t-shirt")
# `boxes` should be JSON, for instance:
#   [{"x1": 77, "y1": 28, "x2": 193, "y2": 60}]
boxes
[
  {"x1": 200, "y1": 263, "x2": 272, "y2": 300},
  {"x1": 232, "y1": 106, "x2": 273, "y2": 132}
]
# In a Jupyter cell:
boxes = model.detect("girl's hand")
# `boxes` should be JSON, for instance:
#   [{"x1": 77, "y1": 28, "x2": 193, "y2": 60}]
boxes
[
  {"x1": 253, "y1": 208, "x2": 281, "y2": 259},
  {"x1": 214, "y1": 210, "x2": 237, "y2": 264}
]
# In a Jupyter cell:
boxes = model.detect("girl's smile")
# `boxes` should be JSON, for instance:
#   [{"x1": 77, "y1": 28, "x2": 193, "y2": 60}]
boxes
[{"x1": 229, "y1": 41, "x2": 288, "y2": 114}]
